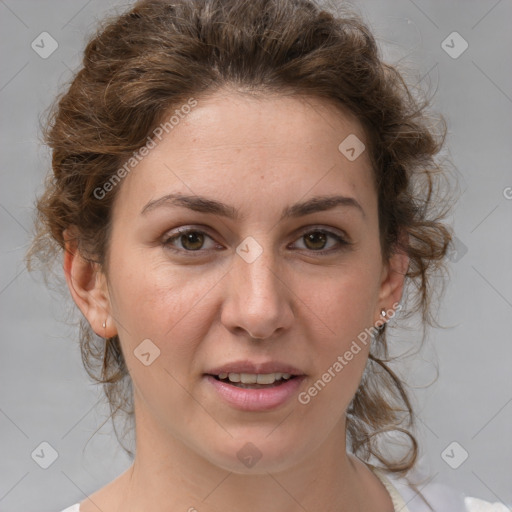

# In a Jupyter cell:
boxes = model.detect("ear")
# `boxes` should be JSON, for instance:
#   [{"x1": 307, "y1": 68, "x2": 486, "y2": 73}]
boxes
[
  {"x1": 63, "y1": 228, "x2": 117, "y2": 338},
  {"x1": 375, "y1": 233, "x2": 410, "y2": 323}
]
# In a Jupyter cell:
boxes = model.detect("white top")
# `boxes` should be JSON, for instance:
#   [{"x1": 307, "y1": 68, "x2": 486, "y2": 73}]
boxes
[
  {"x1": 372, "y1": 468, "x2": 510, "y2": 511},
  {"x1": 59, "y1": 468, "x2": 511, "y2": 512}
]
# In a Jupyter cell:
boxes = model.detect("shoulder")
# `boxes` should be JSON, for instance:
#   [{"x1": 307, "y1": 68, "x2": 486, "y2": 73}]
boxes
[
  {"x1": 374, "y1": 467, "x2": 511, "y2": 512},
  {"x1": 58, "y1": 504, "x2": 80, "y2": 512}
]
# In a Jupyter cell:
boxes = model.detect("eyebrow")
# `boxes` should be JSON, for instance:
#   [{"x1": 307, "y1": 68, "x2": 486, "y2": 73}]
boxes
[{"x1": 140, "y1": 193, "x2": 365, "y2": 220}]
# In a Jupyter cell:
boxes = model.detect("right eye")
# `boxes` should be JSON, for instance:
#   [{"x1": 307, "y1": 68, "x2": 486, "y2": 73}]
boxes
[{"x1": 162, "y1": 227, "x2": 221, "y2": 254}]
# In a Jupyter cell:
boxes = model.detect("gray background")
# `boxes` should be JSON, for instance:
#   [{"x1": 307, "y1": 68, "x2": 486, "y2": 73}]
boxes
[{"x1": 1, "y1": 0, "x2": 511, "y2": 511}]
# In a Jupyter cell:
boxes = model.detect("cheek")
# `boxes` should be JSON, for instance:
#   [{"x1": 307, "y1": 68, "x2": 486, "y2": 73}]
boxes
[
  {"x1": 307, "y1": 268, "x2": 380, "y2": 342},
  {"x1": 106, "y1": 262, "x2": 215, "y2": 419},
  {"x1": 300, "y1": 272, "x2": 377, "y2": 396},
  {"x1": 107, "y1": 256, "x2": 219, "y2": 364}
]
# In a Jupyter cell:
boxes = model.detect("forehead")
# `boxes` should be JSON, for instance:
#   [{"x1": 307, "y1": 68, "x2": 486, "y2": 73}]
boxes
[
  {"x1": 113, "y1": 90, "x2": 376, "y2": 220},
  {"x1": 165, "y1": 91, "x2": 369, "y2": 163}
]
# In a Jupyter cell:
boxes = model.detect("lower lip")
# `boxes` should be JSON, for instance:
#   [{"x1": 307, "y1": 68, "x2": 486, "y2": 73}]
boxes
[{"x1": 204, "y1": 375, "x2": 305, "y2": 411}]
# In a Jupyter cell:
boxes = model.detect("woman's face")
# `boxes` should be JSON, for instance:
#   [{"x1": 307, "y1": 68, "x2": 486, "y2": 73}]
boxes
[{"x1": 83, "y1": 90, "x2": 407, "y2": 473}]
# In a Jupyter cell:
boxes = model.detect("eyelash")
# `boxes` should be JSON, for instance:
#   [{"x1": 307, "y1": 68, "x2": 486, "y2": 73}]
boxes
[{"x1": 161, "y1": 226, "x2": 352, "y2": 256}]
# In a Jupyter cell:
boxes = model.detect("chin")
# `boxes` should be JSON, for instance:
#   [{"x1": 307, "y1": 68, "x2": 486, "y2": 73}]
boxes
[{"x1": 201, "y1": 431, "x2": 309, "y2": 475}]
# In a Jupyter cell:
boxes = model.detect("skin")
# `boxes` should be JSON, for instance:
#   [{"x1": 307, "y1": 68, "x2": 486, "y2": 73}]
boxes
[{"x1": 64, "y1": 89, "x2": 409, "y2": 512}]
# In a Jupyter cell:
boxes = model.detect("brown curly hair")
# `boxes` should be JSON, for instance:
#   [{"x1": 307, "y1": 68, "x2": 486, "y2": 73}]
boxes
[{"x1": 27, "y1": 0, "x2": 457, "y2": 477}]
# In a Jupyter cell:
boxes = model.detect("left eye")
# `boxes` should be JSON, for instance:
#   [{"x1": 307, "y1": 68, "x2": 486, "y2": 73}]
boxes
[
  {"x1": 293, "y1": 230, "x2": 349, "y2": 252},
  {"x1": 162, "y1": 227, "x2": 350, "y2": 254}
]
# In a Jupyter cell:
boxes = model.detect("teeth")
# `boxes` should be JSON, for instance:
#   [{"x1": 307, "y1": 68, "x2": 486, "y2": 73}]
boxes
[{"x1": 217, "y1": 372, "x2": 293, "y2": 384}]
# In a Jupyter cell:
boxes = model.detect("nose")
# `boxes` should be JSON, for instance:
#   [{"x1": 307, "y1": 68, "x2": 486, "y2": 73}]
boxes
[{"x1": 220, "y1": 243, "x2": 294, "y2": 341}]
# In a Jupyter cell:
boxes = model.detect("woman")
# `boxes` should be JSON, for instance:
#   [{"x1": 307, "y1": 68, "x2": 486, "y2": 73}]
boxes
[{"x1": 27, "y1": 0, "x2": 507, "y2": 510}]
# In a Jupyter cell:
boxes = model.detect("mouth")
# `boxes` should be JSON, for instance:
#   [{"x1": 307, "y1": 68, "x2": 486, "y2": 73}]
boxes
[
  {"x1": 209, "y1": 372, "x2": 298, "y2": 389},
  {"x1": 203, "y1": 362, "x2": 306, "y2": 411}
]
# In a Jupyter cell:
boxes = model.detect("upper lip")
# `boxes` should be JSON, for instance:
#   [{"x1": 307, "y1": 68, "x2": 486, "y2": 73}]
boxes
[{"x1": 206, "y1": 360, "x2": 305, "y2": 376}]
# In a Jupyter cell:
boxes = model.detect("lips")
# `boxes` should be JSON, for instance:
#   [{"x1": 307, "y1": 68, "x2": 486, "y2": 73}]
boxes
[
  {"x1": 203, "y1": 360, "x2": 306, "y2": 411},
  {"x1": 205, "y1": 360, "x2": 305, "y2": 377}
]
